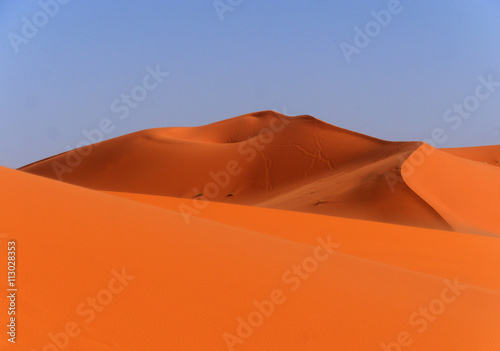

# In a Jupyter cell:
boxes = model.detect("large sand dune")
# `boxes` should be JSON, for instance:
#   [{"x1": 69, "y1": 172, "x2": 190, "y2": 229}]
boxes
[
  {"x1": 19, "y1": 111, "x2": 448, "y2": 230},
  {"x1": 21, "y1": 111, "x2": 500, "y2": 235}
]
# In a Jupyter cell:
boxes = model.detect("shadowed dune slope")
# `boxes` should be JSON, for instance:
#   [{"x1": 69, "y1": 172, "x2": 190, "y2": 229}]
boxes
[
  {"x1": 1, "y1": 166, "x2": 500, "y2": 350},
  {"x1": 20, "y1": 111, "x2": 451, "y2": 230}
]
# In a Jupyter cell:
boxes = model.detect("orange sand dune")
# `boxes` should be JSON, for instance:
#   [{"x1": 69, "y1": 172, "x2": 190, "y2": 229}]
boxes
[
  {"x1": 20, "y1": 111, "x2": 452, "y2": 230},
  {"x1": 403, "y1": 145, "x2": 500, "y2": 236},
  {"x1": 443, "y1": 144, "x2": 500, "y2": 166},
  {"x1": 107, "y1": 190, "x2": 500, "y2": 291},
  {"x1": 1, "y1": 166, "x2": 500, "y2": 350}
]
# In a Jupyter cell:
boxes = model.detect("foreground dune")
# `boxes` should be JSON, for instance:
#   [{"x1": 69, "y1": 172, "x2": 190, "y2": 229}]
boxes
[
  {"x1": 1, "y1": 166, "x2": 499, "y2": 350},
  {"x1": 107, "y1": 190, "x2": 500, "y2": 291}
]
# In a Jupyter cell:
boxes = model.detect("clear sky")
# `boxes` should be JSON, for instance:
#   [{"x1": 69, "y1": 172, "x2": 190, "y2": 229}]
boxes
[{"x1": 1, "y1": 0, "x2": 500, "y2": 168}]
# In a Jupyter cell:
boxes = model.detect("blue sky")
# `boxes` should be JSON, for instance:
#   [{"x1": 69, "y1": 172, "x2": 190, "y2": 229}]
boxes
[{"x1": 1, "y1": 0, "x2": 500, "y2": 168}]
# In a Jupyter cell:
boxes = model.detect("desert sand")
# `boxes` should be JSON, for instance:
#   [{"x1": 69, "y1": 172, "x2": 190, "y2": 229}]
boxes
[{"x1": 0, "y1": 111, "x2": 498, "y2": 350}]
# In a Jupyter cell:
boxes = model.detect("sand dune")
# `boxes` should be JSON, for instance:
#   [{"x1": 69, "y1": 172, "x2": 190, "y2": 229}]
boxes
[
  {"x1": 443, "y1": 144, "x2": 500, "y2": 166},
  {"x1": 1, "y1": 166, "x2": 499, "y2": 350},
  {"x1": 107, "y1": 190, "x2": 500, "y2": 291},
  {"x1": 21, "y1": 111, "x2": 453, "y2": 230},
  {"x1": 404, "y1": 145, "x2": 500, "y2": 236},
  {"x1": 6, "y1": 111, "x2": 500, "y2": 349}
]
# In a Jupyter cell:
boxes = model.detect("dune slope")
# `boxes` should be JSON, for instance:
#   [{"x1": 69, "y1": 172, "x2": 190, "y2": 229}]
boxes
[
  {"x1": 403, "y1": 145, "x2": 500, "y2": 236},
  {"x1": 107, "y1": 190, "x2": 500, "y2": 291}
]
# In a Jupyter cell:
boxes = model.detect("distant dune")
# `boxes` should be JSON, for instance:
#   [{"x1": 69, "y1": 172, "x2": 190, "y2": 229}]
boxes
[
  {"x1": 4, "y1": 111, "x2": 499, "y2": 350},
  {"x1": 443, "y1": 144, "x2": 500, "y2": 166},
  {"x1": 21, "y1": 111, "x2": 500, "y2": 234}
]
